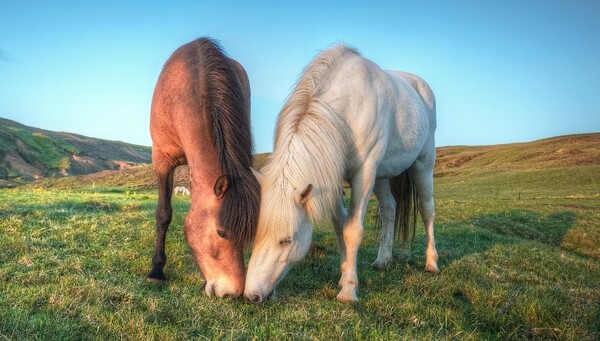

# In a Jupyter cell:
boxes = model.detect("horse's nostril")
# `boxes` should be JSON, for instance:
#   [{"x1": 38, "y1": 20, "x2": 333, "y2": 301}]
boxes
[
  {"x1": 204, "y1": 282, "x2": 215, "y2": 297},
  {"x1": 246, "y1": 293, "x2": 263, "y2": 303}
]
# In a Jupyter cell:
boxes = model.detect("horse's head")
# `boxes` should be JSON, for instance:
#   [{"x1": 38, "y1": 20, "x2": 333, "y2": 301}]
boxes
[
  {"x1": 184, "y1": 175, "x2": 246, "y2": 298},
  {"x1": 245, "y1": 170, "x2": 313, "y2": 303}
]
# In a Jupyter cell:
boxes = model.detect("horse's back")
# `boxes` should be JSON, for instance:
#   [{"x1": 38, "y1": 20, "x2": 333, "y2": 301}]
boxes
[
  {"x1": 385, "y1": 70, "x2": 436, "y2": 170},
  {"x1": 150, "y1": 39, "x2": 250, "y2": 176},
  {"x1": 385, "y1": 70, "x2": 436, "y2": 129},
  {"x1": 307, "y1": 53, "x2": 435, "y2": 177},
  {"x1": 150, "y1": 39, "x2": 211, "y2": 167},
  {"x1": 346, "y1": 67, "x2": 436, "y2": 177}
]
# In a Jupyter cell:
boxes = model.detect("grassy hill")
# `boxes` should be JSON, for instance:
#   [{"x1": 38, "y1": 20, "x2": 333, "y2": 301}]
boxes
[
  {"x1": 0, "y1": 118, "x2": 151, "y2": 187},
  {"x1": 434, "y1": 134, "x2": 600, "y2": 211},
  {"x1": 435, "y1": 133, "x2": 599, "y2": 177},
  {"x1": 28, "y1": 133, "x2": 599, "y2": 192},
  {"x1": 25, "y1": 152, "x2": 272, "y2": 190}
]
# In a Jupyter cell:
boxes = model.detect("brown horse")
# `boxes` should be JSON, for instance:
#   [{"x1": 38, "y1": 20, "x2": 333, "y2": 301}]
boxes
[{"x1": 146, "y1": 38, "x2": 260, "y2": 298}]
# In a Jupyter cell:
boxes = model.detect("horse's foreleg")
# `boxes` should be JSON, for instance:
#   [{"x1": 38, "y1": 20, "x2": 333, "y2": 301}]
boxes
[
  {"x1": 337, "y1": 168, "x2": 376, "y2": 303},
  {"x1": 372, "y1": 178, "x2": 396, "y2": 269},
  {"x1": 147, "y1": 163, "x2": 175, "y2": 282},
  {"x1": 409, "y1": 159, "x2": 438, "y2": 273},
  {"x1": 332, "y1": 190, "x2": 348, "y2": 265}
]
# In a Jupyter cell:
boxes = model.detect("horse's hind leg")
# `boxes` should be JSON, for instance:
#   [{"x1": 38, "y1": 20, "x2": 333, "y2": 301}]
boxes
[
  {"x1": 146, "y1": 161, "x2": 175, "y2": 282},
  {"x1": 409, "y1": 157, "x2": 439, "y2": 273},
  {"x1": 372, "y1": 178, "x2": 395, "y2": 270}
]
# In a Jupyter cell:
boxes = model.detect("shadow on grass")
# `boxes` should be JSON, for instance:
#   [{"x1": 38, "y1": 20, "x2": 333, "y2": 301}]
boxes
[
  {"x1": 274, "y1": 209, "x2": 598, "y2": 339},
  {"x1": 431, "y1": 209, "x2": 582, "y2": 272},
  {"x1": 472, "y1": 210, "x2": 576, "y2": 248},
  {"x1": 277, "y1": 209, "x2": 580, "y2": 301}
]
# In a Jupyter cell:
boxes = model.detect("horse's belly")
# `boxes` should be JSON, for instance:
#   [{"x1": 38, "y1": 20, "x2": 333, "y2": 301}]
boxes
[
  {"x1": 375, "y1": 118, "x2": 428, "y2": 178},
  {"x1": 375, "y1": 147, "x2": 421, "y2": 178}
]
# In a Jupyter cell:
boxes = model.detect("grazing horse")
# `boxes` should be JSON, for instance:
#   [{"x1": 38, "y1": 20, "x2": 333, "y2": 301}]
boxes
[
  {"x1": 245, "y1": 45, "x2": 438, "y2": 303},
  {"x1": 147, "y1": 38, "x2": 259, "y2": 298},
  {"x1": 173, "y1": 186, "x2": 190, "y2": 196}
]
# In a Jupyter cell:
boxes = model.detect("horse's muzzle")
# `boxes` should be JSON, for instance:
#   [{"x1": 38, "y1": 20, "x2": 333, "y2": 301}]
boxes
[{"x1": 245, "y1": 289, "x2": 274, "y2": 303}]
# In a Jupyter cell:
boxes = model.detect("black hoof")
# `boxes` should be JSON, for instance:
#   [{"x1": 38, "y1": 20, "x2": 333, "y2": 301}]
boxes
[{"x1": 146, "y1": 272, "x2": 166, "y2": 283}]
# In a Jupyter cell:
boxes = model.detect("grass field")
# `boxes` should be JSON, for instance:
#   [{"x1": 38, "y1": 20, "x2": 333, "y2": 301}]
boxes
[{"x1": 1, "y1": 138, "x2": 599, "y2": 340}]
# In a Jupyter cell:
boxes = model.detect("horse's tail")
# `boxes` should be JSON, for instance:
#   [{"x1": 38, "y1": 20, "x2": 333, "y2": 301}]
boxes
[
  {"x1": 389, "y1": 170, "x2": 420, "y2": 249},
  {"x1": 194, "y1": 38, "x2": 260, "y2": 247}
]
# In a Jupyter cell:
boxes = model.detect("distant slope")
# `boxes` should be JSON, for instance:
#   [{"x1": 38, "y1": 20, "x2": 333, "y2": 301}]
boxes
[
  {"x1": 253, "y1": 152, "x2": 271, "y2": 170},
  {"x1": 24, "y1": 133, "x2": 599, "y2": 191},
  {"x1": 435, "y1": 133, "x2": 600, "y2": 178},
  {"x1": 0, "y1": 117, "x2": 151, "y2": 187}
]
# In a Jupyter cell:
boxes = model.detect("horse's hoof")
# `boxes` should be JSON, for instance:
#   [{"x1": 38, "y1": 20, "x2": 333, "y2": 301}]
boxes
[
  {"x1": 371, "y1": 259, "x2": 390, "y2": 270},
  {"x1": 145, "y1": 277, "x2": 165, "y2": 284},
  {"x1": 145, "y1": 273, "x2": 166, "y2": 283},
  {"x1": 425, "y1": 263, "x2": 439, "y2": 273},
  {"x1": 336, "y1": 292, "x2": 358, "y2": 303},
  {"x1": 336, "y1": 286, "x2": 358, "y2": 303}
]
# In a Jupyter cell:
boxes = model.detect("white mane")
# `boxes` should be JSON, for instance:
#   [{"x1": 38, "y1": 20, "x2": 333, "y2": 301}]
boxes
[{"x1": 259, "y1": 45, "x2": 359, "y2": 238}]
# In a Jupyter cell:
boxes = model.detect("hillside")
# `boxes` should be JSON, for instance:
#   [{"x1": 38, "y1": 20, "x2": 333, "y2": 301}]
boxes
[
  {"x1": 26, "y1": 133, "x2": 599, "y2": 191},
  {"x1": 435, "y1": 133, "x2": 600, "y2": 178},
  {"x1": 0, "y1": 118, "x2": 151, "y2": 187}
]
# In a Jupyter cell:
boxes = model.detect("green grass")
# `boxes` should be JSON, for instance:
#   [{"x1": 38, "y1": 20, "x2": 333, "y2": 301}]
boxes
[{"x1": 1, "y1": 163, "x2": 599, "y2": 340}]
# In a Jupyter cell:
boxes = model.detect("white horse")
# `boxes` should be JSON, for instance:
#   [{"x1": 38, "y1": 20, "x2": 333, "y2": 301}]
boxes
[
  {"x1": 245, "y1": 45, "x2": 438, "y2": 303},
  {"x1": 173, "y1": 186, "x2": 190, "y2": 196}
]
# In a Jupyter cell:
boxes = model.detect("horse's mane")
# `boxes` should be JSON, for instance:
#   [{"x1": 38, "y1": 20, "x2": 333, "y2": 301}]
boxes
[
  {"x1": 191, "y1": 38, "x2": 259, "y2": 247},
  {"x1": 262, "y1": 45, "x2": 359, "y2": 231}
]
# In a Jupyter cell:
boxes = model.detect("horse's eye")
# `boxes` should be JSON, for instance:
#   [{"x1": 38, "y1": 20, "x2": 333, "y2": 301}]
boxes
[
  {"x1": 279, "y1": 237, "x2": 292, "y2": 246},
  {"x1": 217, "y1": 229, "x2": 229, "y2": 239}
]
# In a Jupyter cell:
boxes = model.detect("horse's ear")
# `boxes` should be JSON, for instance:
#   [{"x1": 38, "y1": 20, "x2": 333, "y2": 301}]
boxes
[
  {"x1": 295, "y1": 184, "x2": 313, "y2": 206},
  {"x1": 251, "y1": 167, "x2": 265, "y2": 185},
  {"x1": 214, "y1": 175, "x2": 229, "y2": 199}
]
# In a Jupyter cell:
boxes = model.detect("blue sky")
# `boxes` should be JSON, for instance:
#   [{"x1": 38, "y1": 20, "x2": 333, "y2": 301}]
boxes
[{"x1": 1, "y1": 1, "x2": 599, "y2": 153}]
